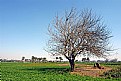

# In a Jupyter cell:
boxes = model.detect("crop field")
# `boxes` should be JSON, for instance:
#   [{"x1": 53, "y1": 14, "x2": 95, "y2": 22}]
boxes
[{"x1": 1, "y1": 62, "x2": 121, "y2": 81}]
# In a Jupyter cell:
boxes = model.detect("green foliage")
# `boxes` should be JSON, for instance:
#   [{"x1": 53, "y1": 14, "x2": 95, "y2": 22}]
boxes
[
  {"x1": 1, "y1": 62, "x2": 121, "y2": 81},
  {"x1": 103, "y1": 65, "x2": 121, "y2": 78}
]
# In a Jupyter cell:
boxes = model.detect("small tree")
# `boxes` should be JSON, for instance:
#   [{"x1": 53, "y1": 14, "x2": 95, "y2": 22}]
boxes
[
  {"x1": 31, "y1": 56, "x2": 35, "y2": 62},
  {"x1": 42, "y1": 57, "x2": 47, "y2": 62},
  {"x1": 47, "y1": 8, "x2": 112, "y2": 71},
  {"x1": 59, "y1": 57, "x2": 63, "y2": 62},
  {"x1": 38, "y1": 58, "x2": 42, "y2": 62},
  {"x1": 56, "y1": 57, "x2": 58, "y2": 61},
  {"x1": 22, "y1": 57, "x2": 25, "y2": 61}
]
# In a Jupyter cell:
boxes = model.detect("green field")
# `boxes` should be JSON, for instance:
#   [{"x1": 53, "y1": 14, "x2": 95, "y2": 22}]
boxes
[{"x1": 1, "y1": 62, "x2": 121, "y2": 81}]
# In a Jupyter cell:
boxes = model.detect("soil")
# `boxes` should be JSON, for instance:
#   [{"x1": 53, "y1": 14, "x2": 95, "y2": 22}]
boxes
[{"x1": 58, "y1": 64, "x2": 112, "y2": 77}]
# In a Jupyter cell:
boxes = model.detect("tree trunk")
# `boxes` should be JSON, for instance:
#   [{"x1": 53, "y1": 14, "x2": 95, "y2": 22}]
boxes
[{"x1": 69, "y1": 59, "x2": 75, "y2": 72}]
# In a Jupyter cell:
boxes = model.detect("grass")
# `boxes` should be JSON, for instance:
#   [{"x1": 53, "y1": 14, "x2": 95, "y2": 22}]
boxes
[
  {"x1": 103, "y1": 65, "x2": 121, "y2": 78},
  {"x1": 1, "y1": 62, "x2": 121, "y2": 81}
]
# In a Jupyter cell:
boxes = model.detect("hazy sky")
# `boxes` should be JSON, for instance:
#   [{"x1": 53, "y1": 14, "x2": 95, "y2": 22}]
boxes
[{"x1": 0, "y1": 0, "x2": 121, "y2": 60}]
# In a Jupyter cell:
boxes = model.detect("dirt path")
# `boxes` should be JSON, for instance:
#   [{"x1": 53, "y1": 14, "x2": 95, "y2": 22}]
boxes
[{"x1": 59, "y1": 64, "x2": 112, "y2": 77}]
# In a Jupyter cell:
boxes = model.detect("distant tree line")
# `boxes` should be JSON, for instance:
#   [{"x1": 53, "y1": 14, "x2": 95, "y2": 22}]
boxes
[
  {"x1": 55, "y1": 57, "x2": 63, "y2": 62},
  {"x1": 31, "y1": 56, "x2": 47, "y2": 62}
]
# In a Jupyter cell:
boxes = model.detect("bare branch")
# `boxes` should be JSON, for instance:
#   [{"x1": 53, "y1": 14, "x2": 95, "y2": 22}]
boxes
[{"x1": 46, "y1": 8, "x2": 112, "y2": 71}]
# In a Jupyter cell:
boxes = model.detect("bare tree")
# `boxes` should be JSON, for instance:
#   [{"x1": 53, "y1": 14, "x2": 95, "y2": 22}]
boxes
[{"x1": 47, "y1": 8, "x2": 111, "y2": 71}]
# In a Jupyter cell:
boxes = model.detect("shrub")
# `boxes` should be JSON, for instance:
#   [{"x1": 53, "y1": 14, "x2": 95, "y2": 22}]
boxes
[{"x1": 103, "y1": 66, "x2": 121, "y2": 78}]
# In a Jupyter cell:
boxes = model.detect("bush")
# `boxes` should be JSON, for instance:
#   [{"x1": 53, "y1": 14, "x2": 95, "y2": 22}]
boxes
[{"x1": 103, "y1": 66, "x2": 121, "y2": 78}]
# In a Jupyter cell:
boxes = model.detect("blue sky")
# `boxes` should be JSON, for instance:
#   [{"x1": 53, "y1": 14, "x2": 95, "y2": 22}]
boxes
[{"x1": 0, "y1": 0, "x2": 121, "y2": 60}]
